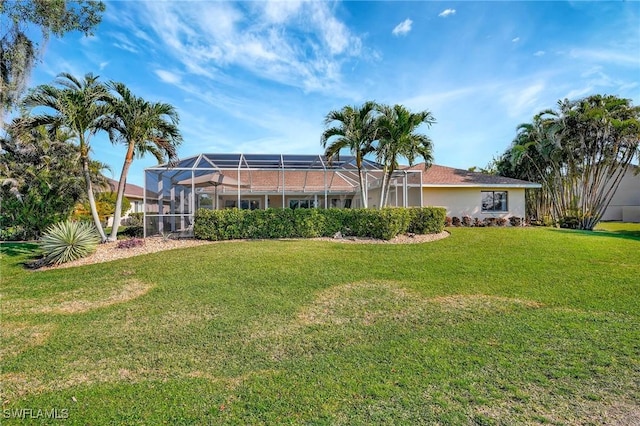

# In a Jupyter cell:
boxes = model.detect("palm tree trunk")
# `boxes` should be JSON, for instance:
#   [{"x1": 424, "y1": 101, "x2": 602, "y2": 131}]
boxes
[
  {"x1": 82, "y1": 155, "x2": 107, "y2": 242},
  {"x1": 383, "y1": 170, "x2": 394, "y2": 207},
  {"x1": 356, "y1": 154, "x2": 368, "y2": 208},
  {"x1": 378, "y1": 168, "x2": 387, "y2": 208},
  {"x1": 109, "y1": 143, "x2": 135, "y2": 241}
]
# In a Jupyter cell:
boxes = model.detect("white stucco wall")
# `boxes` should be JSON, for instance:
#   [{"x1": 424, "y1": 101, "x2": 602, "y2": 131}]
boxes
[
  {"x1": 422, "y1": 187, "x2": 527, "y2": 218},
  {"x1": 601, "y1": 168, "x2": 640, "y2": 222}
]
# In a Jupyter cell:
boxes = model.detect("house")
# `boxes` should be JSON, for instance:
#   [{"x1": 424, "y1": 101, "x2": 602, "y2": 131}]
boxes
[
  {"x1": 402, "y1": 163, "x2": 540, "y2": 219},
  {"x1": 105, "y1": 178, "x2": 145, "y2": 227},
  {"x1": 143, "y1": 153, "x2": 541, "y2": 236},
  {"x1": 601, "y1": 166, "x2": 640, "y2": 223}
]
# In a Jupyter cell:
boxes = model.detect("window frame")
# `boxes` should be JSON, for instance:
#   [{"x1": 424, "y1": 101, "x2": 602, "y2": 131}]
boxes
[{"x1": 481, "y1": 191, "x2": 508, "y2": 213}]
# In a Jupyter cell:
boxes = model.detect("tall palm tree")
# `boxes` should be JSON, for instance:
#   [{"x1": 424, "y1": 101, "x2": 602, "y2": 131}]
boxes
[
  {"x1": 104, "y1": 81, "x2": 182, "y2": 241},
  {"x1": 375, "y1": 104, "x2": 435, "y2": 208},
  {"x1": 321, "y1": 101, "x2": 378, "y2": 208},
  {"x1": 21, "y1": 72, "x2": 112, "y2": 241}
]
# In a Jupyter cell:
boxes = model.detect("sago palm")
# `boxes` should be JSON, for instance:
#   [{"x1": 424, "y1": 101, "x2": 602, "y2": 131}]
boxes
[{"x1": 104, "y1": 81, "x2": 182, "y2": 241}]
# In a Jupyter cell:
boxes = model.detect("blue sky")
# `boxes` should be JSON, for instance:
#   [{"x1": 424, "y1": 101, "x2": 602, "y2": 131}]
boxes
[{"x1": 29, "y1": 0, "x2": 640, "y2": 186}]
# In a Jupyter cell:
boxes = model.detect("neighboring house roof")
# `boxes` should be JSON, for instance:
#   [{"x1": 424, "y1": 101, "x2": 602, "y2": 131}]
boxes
[
  {"x1": 107, "y1": 178, "x2": 144, "y2": 199},
  {"x1": 404, "y1": 164, "x2": 541, "y2": 188}
]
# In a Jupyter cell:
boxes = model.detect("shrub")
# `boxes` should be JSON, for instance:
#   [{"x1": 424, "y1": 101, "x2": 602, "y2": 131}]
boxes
[
  {"x1": 484, "y1": 218, "x2": 497, "y2": 227},
  {"x1": 0, "y1": 226, "x2": 29, "y2": 241},
  {"x1": 462, "y1": 216, "x2": 473, "y2": 227},
  {"x1": 41, "y1": 221, "x2": 100, "y2": 265},
  {"x1": 194, "y1": 207, "x2": 445, "y2": 241},
  {"x1": 444, "y1": 216, "x2": 452, "y2": 227},
  {"x1": 122, "y1": 212, "x2": 143, "y2": 227},
  {"x1": 496, "y1": 218, "x2": 508, "y2": 227},
  {"x1": 407, "y1": 207, "x2": 446, "y2": 234},
  {"x1": 473, "y1": 217, "x2": 484, "y2": 227},
  {"x1": 509, "y1": 217, "x2": 523, "y2": 227},
  {"x1": 117, "y1": 238, "x2": 145, "y2": 249},
  {"x1": 559, "y1": 216, "x2": 580, "y2": 229},
  {"x1": 451, "y1": 217, "x2": 461, "y2": 227},
  {"x1": 119, "y1": 226, "x2": 144, "y2": 238}
]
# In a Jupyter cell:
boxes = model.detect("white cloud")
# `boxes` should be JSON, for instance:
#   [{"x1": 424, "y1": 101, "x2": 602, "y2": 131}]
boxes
[
  {"x1": 564, "y1": 87, "x2": 593, "y2": 100},
  {"x1": 569, "y1": 48, "x2": 639, "y2": 67},
  {"x1": 501, "y1": 82, "x2": 545, "y2": 118},
  {"x1": 438, "y1": 9, "x2": 456, "y2": 18},
  {"x1": 392, "y1": 19, "x2": 413, "y2": 36},
  {"x1": 512, "y1": 37, "x2": 520, "y2": 43},
  {"x1": 155, "y1": 70, "x2": 182, "y2": 85},
  {"x1": 534, "y1": 50, "x2": 545, "y2": 56},
  {"x1": 138, "y1": 1, "x2": 363, "y2": 94},
  {"x1": 262, "y1": 0, "x2": 303, "y2": 24},
  {"x1": 99, "y1": 61, "x2": 109, "y2": 71},
  {"x1": 110, "y1": 32, "x2": 140, "y2": 53}
]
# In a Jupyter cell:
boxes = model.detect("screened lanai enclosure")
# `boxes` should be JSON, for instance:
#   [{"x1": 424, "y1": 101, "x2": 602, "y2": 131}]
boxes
[{"x1": 144, "y1": 153, "x2": 424, "y2": 236}]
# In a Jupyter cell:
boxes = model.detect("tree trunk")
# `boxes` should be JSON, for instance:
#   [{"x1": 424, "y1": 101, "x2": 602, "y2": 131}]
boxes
[
  {"x1": 383, "y1": 170, "x2": 394, "y2": 207},
  {"x1": 82, "y1": 155, "x2": 107, "y2": 242},
  {"x1": 356, "y1": 154, "x2": 368, "y2": 208},
  {"x1": 109, "y1": 143, "x2": 135, "y2": 241},
  {"x1": 378, "y1": 169, "x2": 387, "y2": 208}
]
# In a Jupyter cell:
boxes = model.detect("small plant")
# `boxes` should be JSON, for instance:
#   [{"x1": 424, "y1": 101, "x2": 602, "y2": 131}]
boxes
[
  {"x1": 119, "y1": 226, "x2": 143, "y2": 238},
  {"x1": 496, "y1": 217, "x2": 507, "y2": 226},
  {"x1": 41, "y1": 221, "x2": 100, "y2": 265},
  {"x1": 117, "y1": 238, "x2": 145, "y2": 249},
  {"x1": 160, "y1": 231, "x2": 173, "y2": 242},
  {"x1": 444, "y1": 217, "x2": 452, "y2": 227},
  {"x1": 484, "y1": 218, "x2": 497, "y2": 227},
  {"x1": 462, "y1": 216, "x2": 473, "y2": 227},
  {"x1": 509, "y1": 217, "x2": 523, "y2": 227},
  {"x1": 473, "y1": 217, "x2": 485, "y2": 227},
  {"x1": 559, "y1": 216, "x2": 580, "y2": 229},
  {"x1": 122, "y1": 212, "x2": 143, "y2": 227},
  {"x1": 451, "y1": 217, "x2": 461, "y2": 227}
]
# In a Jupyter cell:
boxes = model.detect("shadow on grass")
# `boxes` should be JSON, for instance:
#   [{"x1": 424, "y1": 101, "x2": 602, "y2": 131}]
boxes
[
  {"x1": 0, "y1": 242, "x2": 42, "y2": 267},
  {"x1": 551, "y1": 228, "x2": 640, "y2": 242}
]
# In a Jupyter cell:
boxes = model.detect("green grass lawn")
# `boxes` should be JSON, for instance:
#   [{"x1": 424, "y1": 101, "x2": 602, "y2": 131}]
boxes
[
  {"x1": 1, "y1": 227, "x2": 639, "y2": 424},
  {"x1": 595, "y1": 221, "x2": 640, "y2": 238}
]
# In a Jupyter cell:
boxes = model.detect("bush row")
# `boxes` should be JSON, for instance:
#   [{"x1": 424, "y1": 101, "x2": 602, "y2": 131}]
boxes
[
  {"x1": 194, "y1": 207, "x2": 446, "y2": 241},
  {"x1": 445, "y1": 216, "x2": 525, "y2": 227}
]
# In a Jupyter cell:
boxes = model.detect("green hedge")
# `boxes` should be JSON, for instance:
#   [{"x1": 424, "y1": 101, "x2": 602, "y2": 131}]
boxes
[{"x1": 194, "y1": 207, "x2": 445, "y2": 241}]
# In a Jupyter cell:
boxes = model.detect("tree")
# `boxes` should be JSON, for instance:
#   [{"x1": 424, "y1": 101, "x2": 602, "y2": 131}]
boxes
[
  {"x1": 103, "y1": 81, "x2": 182, "y2": 241},
  {"x1": 72, "y1": 192, "x2": 130, "y2": 225},
  {"x1": 507, "y1": 95, "x2": 640, "y2": 230},
  {"x1": 321, "y1": 101, "x2": 378, "y2": 208},
  {"x1": 21, "y1": 72, "x2": 113, "y2": 241},
  {"x1": 0, "y1": 0, "x2": 105, "y2": 121},
  {"x1": 375, "y1": 104, "x2": 435, "y2": 208},
  {"x1": 0, "y1": 120, "x2": 107, "y2": 239}
]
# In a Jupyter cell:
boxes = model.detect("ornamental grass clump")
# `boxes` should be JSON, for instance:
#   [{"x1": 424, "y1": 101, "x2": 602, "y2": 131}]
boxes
[{"x1": 41, "y1": 221, "x2": 100, "y2": 265}]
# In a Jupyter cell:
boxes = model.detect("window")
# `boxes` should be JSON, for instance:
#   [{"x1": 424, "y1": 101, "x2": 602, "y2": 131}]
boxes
[
  {"x1": 481, "y1": 191, "x2": 508, "y2": 212},
  {"x1": 330, "y1": 198, "x2": 352, "y2": 209},
  {"x1": 225, "y1": 199, "x2": 261, "y2": 210},
  {"x1": 289, "y1": 199, "x2": 315, "y2": 209}
]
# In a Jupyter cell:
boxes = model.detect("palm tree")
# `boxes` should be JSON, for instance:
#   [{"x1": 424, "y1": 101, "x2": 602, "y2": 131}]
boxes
[
  {"x1": 321, "y1": 101, "x2": 378, "y2": 208},
  {"x1": 1, "y1": 120, "x2": 109, "y2": 239},
  {"x1": 375, "y1": 104, "x2": 435, "y2": 208},
  {"x1": 21, "y1": 72, "x2": 112, "y2": 241},
  {"x1": 104, "y1": 81, "x2": 182, "y2": 241}
]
